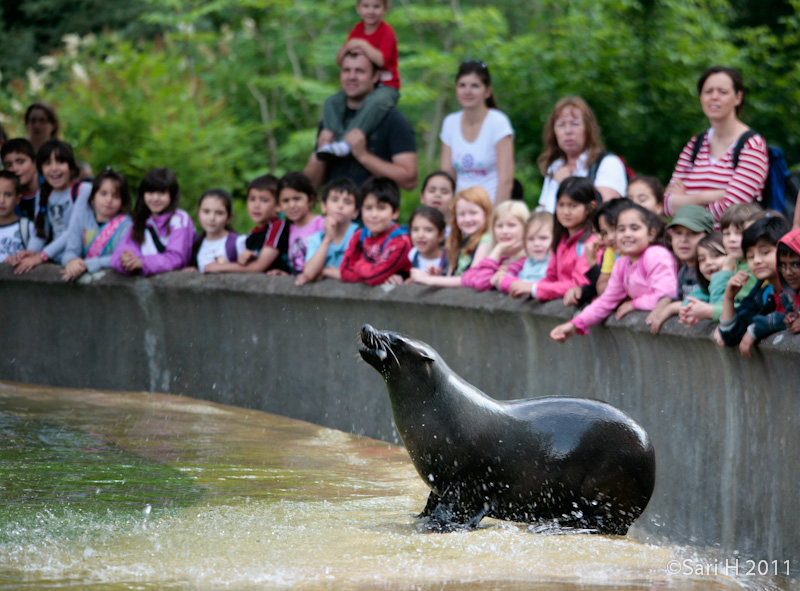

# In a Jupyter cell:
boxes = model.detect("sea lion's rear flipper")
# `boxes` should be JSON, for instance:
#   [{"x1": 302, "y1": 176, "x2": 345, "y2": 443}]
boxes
[{"x1": 416, "y1": 490, "x2": 440, "y2": 518}]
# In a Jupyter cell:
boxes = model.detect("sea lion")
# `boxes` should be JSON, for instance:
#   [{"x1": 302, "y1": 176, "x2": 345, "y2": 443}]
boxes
[{"x1": 358, "y1": 324, "x2": 656, "y2": 535}]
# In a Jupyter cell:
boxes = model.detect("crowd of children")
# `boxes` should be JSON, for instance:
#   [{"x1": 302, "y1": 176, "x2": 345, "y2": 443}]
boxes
[{"x1": 3, "y1": 127, "x2": 797, "y2": 359}]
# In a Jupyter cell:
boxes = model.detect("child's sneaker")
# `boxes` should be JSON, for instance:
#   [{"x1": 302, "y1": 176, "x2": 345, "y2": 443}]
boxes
[{"x1": 316, "y1": 141, "x2": 352, "y2": 161}]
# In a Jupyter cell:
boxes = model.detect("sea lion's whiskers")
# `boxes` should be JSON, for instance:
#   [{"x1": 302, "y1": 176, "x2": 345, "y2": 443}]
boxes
[{"x1": 385, "y1": 344, "x2": 400, "y2": 368}]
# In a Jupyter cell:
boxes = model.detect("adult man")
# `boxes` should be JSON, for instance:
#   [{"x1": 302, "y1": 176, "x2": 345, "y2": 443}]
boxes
[{"x1": 304, "y1": 51, "x2": 418, "y2": 191}]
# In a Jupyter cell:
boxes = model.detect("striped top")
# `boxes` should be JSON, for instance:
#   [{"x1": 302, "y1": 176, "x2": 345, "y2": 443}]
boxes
[{"x1": 664, "y1": 129, "x2": 769, "y2": 222}]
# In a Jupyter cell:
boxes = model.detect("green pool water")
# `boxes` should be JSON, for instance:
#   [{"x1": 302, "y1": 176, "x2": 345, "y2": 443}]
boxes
[{"x1": 0, "y1": 382, "x2": 792, "y2": 591}]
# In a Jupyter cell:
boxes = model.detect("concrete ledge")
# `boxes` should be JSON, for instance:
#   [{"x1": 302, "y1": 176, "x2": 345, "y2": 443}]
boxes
[{"x1": 2, "y1": 262, "x2": 798, "y2": 576}]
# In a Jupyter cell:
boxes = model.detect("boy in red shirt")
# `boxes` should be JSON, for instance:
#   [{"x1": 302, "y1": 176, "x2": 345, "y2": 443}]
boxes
[
  {"x1": 340, "y1": 177, "x2": 411, "y2": 285},
  {"x1": 317, "y1": 0, "x2": 400, "y2": 160}
]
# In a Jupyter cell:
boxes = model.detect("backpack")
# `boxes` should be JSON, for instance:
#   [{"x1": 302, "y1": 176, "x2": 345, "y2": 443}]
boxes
[
  {"x1": 18, "y1": 218, "x2": 30, "y2": 249},
  {"x1": 70, "y1": 180, "x2": 92, "y2": 202},
  {"x1": 191, "y1": 232, "x2": 238, "y2": 266},
  {"x1": 358, "y1": 226, "x2": 407, "y2": 263},
  {"x1": 689, "y1": 130, "x2": 799, "y2": 219},
  {"x1": 588, "y1": 152, "x2": 635, "y2": 184}
]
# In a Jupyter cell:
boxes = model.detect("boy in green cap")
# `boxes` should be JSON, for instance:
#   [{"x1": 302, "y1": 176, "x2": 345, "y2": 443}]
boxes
[{"x1": 647, "y1": 204, "x2": 715, "y2": 334}]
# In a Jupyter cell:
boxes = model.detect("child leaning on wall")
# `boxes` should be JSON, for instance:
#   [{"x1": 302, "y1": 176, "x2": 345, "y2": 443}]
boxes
[
  {"x1": 295, "y1": 177, "x2": 361, "y2": 285},
  {"x1": 189, "y1": 189, "x2": 238, "y2": 273},
  {"x1": 646, "y1": 204, "x2": 714, "y2": 334},
  {"x1": 677, "y1": 232, "x2": 727, "y2": 326},
  {"x1": 204, "y1": 175, "x2": 290, "y2": 274},
  {"x1": 461, "y1": 199, "x2": 530, "y2": 291},
  {"x1": 1, "y1": 138, "x2": 40, "y2": 219},
  {"x1": 550, "y1": 202, "x2": 677, "y2": 343},
  {"x1": 502, "y1": 211, "x2": 554, "y2": 297},
  {"x1": 277, "y1": 172, "x2": 325, "y2": 277},
  {"x1": 680, "y1": 202, "x2": 762, "y2": 325},
  {"x1": 776, "y1": 228, "x2": 800, "y2": 334},
  {"x1": 12, "y1": 140, "x2": 92, "y2": 274},
  {"x1": 340, "y1": 176, "x2": 411, "y2": 285},
  {"x1": 61, "y1": 168, "x2": 133, "y2": 281},
  {"x1": 406, "y1": 205, "x2": 448, "y2": 276},
  {"x1": 716, "y1": 215, "x2": 791, "y2": 357},
  {"x1": 111, "y1": 167, "x2": 195, "y2": 276},
  {"x1": 0, "y1": 170, "x2": 44, "y2": 261},
  {"x1": 528, "y1": 176, "x2": 597, "y2": 302},
  {"x1": 563, "y1": 197, "x2": 628, "y2": 306}
]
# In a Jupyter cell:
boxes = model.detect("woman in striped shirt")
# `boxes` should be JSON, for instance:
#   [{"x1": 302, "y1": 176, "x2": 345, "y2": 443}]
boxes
[{"x1": 664, "y1": 66, "x2": 768, "y2": 224}]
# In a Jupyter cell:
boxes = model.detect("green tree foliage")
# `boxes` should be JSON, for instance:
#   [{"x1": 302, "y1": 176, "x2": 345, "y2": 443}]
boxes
[
  {"x1": 0, "y1": 0, "x2": 158, "y2": 81},
  {"x1": 3, "y1": 0, "x2": 800, "y2": 218}
]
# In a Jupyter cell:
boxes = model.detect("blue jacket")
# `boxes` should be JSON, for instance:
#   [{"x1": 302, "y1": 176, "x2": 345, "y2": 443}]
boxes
[{"x1": 718, "y1": 280, "x2": 784, "y2": 346}]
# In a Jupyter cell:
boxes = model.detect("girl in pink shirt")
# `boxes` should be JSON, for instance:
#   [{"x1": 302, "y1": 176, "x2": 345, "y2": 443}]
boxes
[{"x1": 551, "y1": 202, "x2": 678, "y2": 342}]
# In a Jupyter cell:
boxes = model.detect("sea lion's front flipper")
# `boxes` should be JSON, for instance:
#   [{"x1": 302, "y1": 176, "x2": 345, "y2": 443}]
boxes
[{"x1": 418, "y1": 488, "x2": 488, "y2": 533}]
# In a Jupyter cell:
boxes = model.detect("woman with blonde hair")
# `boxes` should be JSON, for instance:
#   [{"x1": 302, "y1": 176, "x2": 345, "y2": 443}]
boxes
[
  {"x1": 409, "y1": 186, "x2": 493, "y2": 287},
  {"x1": 537, "y1": 96, "x2": 627, "y2": 213}
]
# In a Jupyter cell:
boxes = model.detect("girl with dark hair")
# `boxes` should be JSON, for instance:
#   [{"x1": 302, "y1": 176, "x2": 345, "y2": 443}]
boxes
[
  {"x1": 537, "y1": 96, "x2": 627, "y2": 213},
  {"x1": 12, "y1": 140, "x2": 91, "y2": 274},
  {"x1": 277, "y1": 171, "x2": 324, "y2": 276},
  {"x1": 190, "y1": 189, "x2": 238, "y2": 273},
  {"x1": 626, "y1": 175, "x2": 665, "y2": 217},
  {"x1": 528, "y1": 177, "x2": 597, "y2": 302},
  {"x1": 551, "y1": 202, "x2": 677, "y2": 343},
  {"x1": 61, "y1": 168, "x2": 133, "y2": 281},
  {"x1": 111, "y1": 167, "x2": 195, "y2": 276},
  {"x1": 419, "y1": 170, "x2": 455, "y2": 227},
  {"x1": 664, "y1": 66, "x2": 769, "y2": 223},
  {"x1": 407, "y1": 205, "x2": 447, "y2": 275},
  {"x1": 679, "y1": 232, "x2": 728, "y2": 326},
  {"x1": 439, "y1": 60, "x2": 514, "y2": 203}
]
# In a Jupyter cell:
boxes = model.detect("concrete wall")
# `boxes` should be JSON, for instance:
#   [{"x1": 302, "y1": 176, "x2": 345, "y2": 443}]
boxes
[{"x1": 2, "y1": 263, "x2": 798, "y2": 576}]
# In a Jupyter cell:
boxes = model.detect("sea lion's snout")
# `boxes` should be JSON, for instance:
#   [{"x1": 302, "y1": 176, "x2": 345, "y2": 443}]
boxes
[{"x1": 359, "y1": 324, "x2": 390, "y2": 367}]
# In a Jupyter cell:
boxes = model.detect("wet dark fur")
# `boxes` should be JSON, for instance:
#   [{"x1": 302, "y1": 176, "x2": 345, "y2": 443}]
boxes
[{"x1": 359, "y1": 325, "x2": 656, "y2": 535}]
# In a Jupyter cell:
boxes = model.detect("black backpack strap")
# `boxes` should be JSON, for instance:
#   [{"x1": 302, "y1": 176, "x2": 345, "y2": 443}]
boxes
[
  {"x1": 190, "y1": 233, "x2": 204, "y2": 266},
  {"x1": 731, "y1": 130, "x2": 758, "y2": 169},
  {"x1": 689, "y1": 131, "x2": 707, "y2": 167},
  {"x1": 146, "y1": 225, "x2": 167, "y2": 253},
  {"x1": 70, "y1": 180, "x2": 92, "y2": 202},
  {"x1": 588, "y1": 152, "x2": 607, "y2": 182}
]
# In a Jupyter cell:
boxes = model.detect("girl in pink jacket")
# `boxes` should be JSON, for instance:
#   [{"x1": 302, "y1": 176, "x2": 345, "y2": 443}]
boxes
[
  {"x1": 522, "y1": 177, "x2": 597, "y2": 301},
  {"x1": 112, "y1": 167, "x2": 195, "y2": 276},
  {"x1": 551, "y1": 202, "x2": 678, "y2": 342}
]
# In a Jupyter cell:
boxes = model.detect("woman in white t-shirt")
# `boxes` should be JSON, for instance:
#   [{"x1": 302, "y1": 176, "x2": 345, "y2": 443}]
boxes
[
  {"x1": 440, "y1": 60, "x2": 514, "y2": 204},
  {"x1": 536, "y1": 96, "x2": 627, "y2": 213}
]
